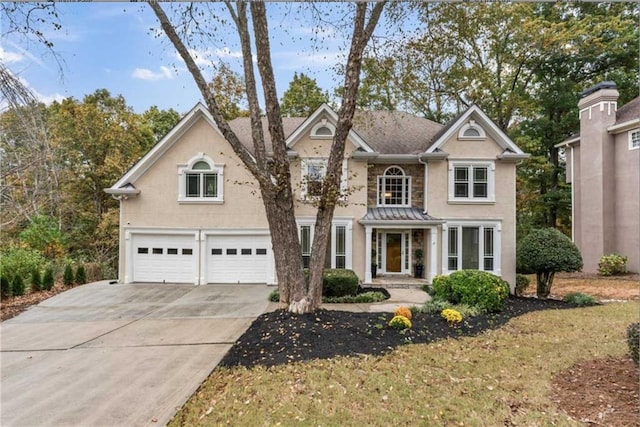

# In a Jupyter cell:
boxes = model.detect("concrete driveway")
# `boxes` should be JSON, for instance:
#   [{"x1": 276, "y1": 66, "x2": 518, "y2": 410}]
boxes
[{"x1": 0, "y1": 281, "x2": 272, "y2": 427}]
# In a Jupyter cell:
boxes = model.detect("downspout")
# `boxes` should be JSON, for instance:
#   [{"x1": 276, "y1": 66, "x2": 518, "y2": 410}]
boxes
[{"x1": 570, "y1": 146, "x2": 575, "y2": 242}]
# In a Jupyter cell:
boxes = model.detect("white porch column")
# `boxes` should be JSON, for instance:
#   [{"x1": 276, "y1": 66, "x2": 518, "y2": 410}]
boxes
[
  {"x1": 429, "y1": 226, "x2": 438, "y2": 283},
  {"x1": 365, "y1": 225, "x2": 373, "y2": 284}
]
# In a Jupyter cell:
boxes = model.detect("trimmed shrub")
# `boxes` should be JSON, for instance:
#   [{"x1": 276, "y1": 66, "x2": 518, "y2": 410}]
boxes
[
  {"x1": 75, "y1": 264, "x2": 87, "y2": 285},
  {"x1": 432, "y1": 270, "x2": 510, "y2": 312},
  {"x1": 323, "y1": 291, "x2": 386, "y2": 304},
  {"x1": 268, "y1": 289, "x2": 280, "y2": 302},
  {"x1": 63, "y1": 264, "x2": 74, "y2": 287},
  {"x1": 598, "y1": 253, "x2": 628, "y2": 276},
  {"x1": 1, "y1": 275, "x2": 12, "y2": 300},
  {"x1": 515, "y1": 274, "x2": 530, "y2": 296},
  {"x1": 563, "y1": 292, "x2": 598, "y2": 306},
  {"x1": 30, "y1": 268, "x2": 42, "y2": 292},
  {"x1": 42, "y1": 267, "x2": 55, "y2": 291},
  {"x1": 389, "y1": 315, "x2": 412, "y2": 330},
  {"x1": 517, "y1": 228, "x2": 582, "y2": 299},
  {"x1": 627, "y1": 323, "x2": 639, "y2": 366},
  {"x1": 12, "y1": 274, "x2": 25, "y2": 296},
  {"x1": 431, "y1": 275, "x2": 454, "y2": 302},
  {"x1": 322, "y1": 269, "x2": 359, "y2": 297}
]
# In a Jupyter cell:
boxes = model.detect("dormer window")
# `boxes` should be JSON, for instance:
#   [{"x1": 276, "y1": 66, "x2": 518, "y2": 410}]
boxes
[
  {"x1": 377, "y1": 166, "x2": 411, "y2": 207},
  {"x1": 178, "y1": 154, "x2": 224, "y2": 203},
  {"x1": 458, "y1": 120, "x2": 486, "y2": 140},
  {"x1": 310, "y1": 119, "x2": 335, "y2": 139}
]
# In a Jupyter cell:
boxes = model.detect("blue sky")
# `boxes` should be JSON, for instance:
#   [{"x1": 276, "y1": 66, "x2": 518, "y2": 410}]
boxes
[{"x1": 2, "y1": 3, "x2": 370, "y2": 114}]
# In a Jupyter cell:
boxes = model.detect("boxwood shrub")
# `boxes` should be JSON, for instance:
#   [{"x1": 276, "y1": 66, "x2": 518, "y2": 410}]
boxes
[
  {"x1": 431, "y1": 270, "x2": 510, "y2": 312},
  {"x1": 322, "y1": 269, "x2": 359, "y2": 297}
]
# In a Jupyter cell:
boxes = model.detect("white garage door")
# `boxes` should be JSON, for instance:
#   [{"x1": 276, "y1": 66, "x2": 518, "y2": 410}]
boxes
[
  {"x1": 206, "y1": 235, "x2": 271, "y2": 283},
  {"x1": 132, "y1": 234, "x2": 196, "y2": 283}
]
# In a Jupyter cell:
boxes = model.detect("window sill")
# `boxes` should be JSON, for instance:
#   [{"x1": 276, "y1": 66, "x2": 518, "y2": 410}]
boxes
[
  {"x1": 178, "y1": 198, "x2": 224, "y2": 205},
  {"x1": 447, "y1": 199, "x2": 495, "y2": 205}
]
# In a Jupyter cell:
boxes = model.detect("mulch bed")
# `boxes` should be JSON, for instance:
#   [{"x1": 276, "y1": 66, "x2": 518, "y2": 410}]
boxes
[{"x1": 220, "y1": 296, "x2": 575, "y2": 368}]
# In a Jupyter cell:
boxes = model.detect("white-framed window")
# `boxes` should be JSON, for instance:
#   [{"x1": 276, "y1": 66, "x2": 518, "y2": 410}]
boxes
[
  {"x1": 178, "y1": 153, "x2": 224, "y2": 203},
  {"x1": 448, "y1": 161, "x2": 495, "y2": 203},
  {"x1": 310, "y1": 120, "x2": 335, "y2": 139},
  {"x1": 630, "y1": 130, "x2": 640, "y2": 150},
  {"x1": 297, "y1": 218, "x2": 352, "y2": 269},
  {"x1": 443, "y1": 222, "x2": 501, "y2": 275},
  {"x1": 377, "y1": 166, "x2": 411, "y2": 207},
  {"x1": 301, "y1": 158, "x2": 347, "y2": 200},
  {"x1": 458, "y1": 120, "x2": 486, "y2": 140}
]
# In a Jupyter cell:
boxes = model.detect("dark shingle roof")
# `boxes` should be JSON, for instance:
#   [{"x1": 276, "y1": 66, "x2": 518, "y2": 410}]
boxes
[
  {"x1": 228, "y1": 111, "x2": 443, "y2": 155},
  {"x1": 616, "y1": 96, "x2": 640, "y2": 125}
]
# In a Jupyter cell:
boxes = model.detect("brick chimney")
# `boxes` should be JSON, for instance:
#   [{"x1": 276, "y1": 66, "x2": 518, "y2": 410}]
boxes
[{"x1": 577, "y1": 81, "x2": 619, "y2": 271}]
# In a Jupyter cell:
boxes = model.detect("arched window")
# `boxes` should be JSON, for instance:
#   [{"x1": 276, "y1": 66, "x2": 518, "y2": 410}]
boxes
[
  {"x1": 178, "y1": 153, "x2": 224, "y2": 202},
  {"x1": 458, "y1": 120, "x2": 486, "y2": 140},
  {"x1": 377, "y1": 166, "x2": 411, "y2": 207},
  {"x1": 310, "y1": 119, "x2": 335, "y2": 139}
]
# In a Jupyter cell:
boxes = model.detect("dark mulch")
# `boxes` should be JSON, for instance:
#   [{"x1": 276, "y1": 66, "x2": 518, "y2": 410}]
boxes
[{"x1": 220, "y1": 296, "x2": 577, "y2": 368}]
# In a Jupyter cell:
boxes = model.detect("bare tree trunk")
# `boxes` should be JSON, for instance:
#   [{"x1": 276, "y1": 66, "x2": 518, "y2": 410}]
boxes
[{"x1": 307, "y1": 3, "x2": 386, "y2": 311}]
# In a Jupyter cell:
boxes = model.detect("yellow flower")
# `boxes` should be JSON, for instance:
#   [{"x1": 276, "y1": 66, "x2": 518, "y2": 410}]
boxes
[
  {"x1": 389, "y1": 315, "x2": 412, "y2": 330},
  {"x1": 441, "y1": 309, "x2": 463, "y2": 325}
]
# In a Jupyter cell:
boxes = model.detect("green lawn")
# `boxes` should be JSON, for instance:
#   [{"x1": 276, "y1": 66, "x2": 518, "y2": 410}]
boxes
[{"x1": 170, "y1": 302, "x2": 638, "y2": 427}]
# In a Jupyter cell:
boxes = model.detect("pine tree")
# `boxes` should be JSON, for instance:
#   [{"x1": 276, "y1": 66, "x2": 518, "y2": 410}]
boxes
[
  {"x1": 0, "y1": 275, "x2": 12, "y2": 300},
  {"x1": 75, "y1": 264, "x2": 87, "y2": 285},
  {"x1": 63, "y1": 264, "x2": 74, "y2": 287},
  {"x1": 30, "y1": 268, "x2": 42, "y2": 292},
  {"x1": 12, "y1": 275, "x2": 25, "y2": 296},
  {"x1": 42, "y1": 267, "x2": 55, "y2": 291}
]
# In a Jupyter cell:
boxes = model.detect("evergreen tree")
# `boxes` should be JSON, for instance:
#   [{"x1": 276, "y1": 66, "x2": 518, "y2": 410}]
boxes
[
  {"x1": 12, "y1": 274, "x2": 25, "y2": 296},
  {"x1": 280, "y1": 73, "x2": 329, "y2": 117},
  {"x1": 0, "y1": 275, "x2": 12, "y2": 300},
  {"x1": 42, "y1": 267, "x2": 54, "y2": 291},
  {"x1": 30, "y1": 267, "x2": 42, "y2": 292},
  {"x1": 75, "y1": 264, "x2": 87, "y2": 285},
  {"x1": 63, "y1": 264, "x2": 74, "y2": 287}
]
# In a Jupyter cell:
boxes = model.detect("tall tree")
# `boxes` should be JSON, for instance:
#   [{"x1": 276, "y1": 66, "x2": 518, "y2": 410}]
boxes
[
  {"x1": 280, "y1": 72, "x2": 329, "y2": 116},
  {"x1": 142, "y1": 106, "x2": 181, "y2": 143},
  {"x1": 208, "y1": 63, "x2": 248, "y2": 120},
  {"x1": 48, "y1": 89, "x2": 154, "y2": 266},
  {"x1": 149, "y1": 1, "x2": 385, "y2": 313}
]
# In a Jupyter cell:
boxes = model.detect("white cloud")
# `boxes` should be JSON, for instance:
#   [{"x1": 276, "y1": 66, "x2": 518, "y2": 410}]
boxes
[
  {"x1": 214, "y1": 47, "x2": 243, "y2": 59},
  {"x1": 0, "y1": 46, "x2": 25, "y2": 64},
  {"x1": 131, "y1": 66, "x2": 175, "y2": 81},
  {"x1": 274, "y1": 51, "x2": 344, "y2": 70},
  {"x1": 173, "y1": 47, "x2": 244, "y2": 67}
]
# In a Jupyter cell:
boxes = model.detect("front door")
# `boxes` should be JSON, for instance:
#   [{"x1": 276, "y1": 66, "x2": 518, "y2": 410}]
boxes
[{"x1": 385, "y1": 233, "x2": 402, "y2": 273}]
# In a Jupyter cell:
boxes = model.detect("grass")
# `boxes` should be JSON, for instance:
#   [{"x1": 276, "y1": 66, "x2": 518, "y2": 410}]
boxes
[{"x1": 169, "y1": 301, "x2": 639, "y2": 426}]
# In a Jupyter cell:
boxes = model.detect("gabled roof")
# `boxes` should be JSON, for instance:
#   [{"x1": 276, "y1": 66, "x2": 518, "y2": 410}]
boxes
[
  {"x1": 426, "y1": 104, "x2": 527, "y2": 157},
  {"x1": 108, "y1": 103, "x2": 222, "y2": 192},
  {"x1": 285, "y1": 103, "x2": 375, "y2": 153}
]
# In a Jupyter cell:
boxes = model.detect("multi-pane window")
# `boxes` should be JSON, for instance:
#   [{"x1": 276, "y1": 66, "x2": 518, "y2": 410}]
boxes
[
  {"x1": 298, "y1": 221, "x2": 351, "y2": 269},
  {"x1": 447, "y1": 225, "x2": 496, "y2": 273},
  {"x1": 378, "y1": 166, "x2": 410, "y2": 206},
  {"x1": 301, "y1": 225, "x2": 311, "y2": 268},
  {"x1": 179, "y1": 156, "x2": 224, "y2": 202},
  {"x1": 630, "y1": 130, "x2": 640, "y2": 150},
  {"x1": 449, "y1": 162, "x2": 494, "y2": 202},
  {"x1": 301, "y1": 159, "x2": 347, "y2": 200}
]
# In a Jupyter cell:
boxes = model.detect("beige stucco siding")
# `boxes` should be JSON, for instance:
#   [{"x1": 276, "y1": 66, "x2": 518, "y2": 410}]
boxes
[
  {"x1": 122, "y1": 117, "x2": 269, "y2": 229},
  {"x1": 426, "y1": 134, "x2": 518, "y2": 286},
  {"x1": 289, "y1": 134, "x2": 369, "y2": 279}
]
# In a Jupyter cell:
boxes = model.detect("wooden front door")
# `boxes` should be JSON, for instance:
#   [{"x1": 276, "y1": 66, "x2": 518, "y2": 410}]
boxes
[{"x1": 385, "y1": 233, "x2": 402, "y2": 273}]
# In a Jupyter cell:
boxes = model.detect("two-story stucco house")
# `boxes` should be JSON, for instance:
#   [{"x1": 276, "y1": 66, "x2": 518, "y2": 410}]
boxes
[
  {"x1": 556, "y1": 82, "x2": 639, "y2": 273},
  {"x1": 106, "y1": 103, "x2": 528, "y2": 289}
]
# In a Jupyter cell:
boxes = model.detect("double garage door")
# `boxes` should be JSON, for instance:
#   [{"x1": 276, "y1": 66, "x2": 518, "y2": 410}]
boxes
[{"x1": 131, "y1": 232, "x2": 272, "y2": 284}]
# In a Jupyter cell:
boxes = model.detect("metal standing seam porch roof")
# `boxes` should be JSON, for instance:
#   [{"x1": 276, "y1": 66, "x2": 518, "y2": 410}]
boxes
[{"x1": 359, "y1": 207, "x2": 444, "y2": 226}]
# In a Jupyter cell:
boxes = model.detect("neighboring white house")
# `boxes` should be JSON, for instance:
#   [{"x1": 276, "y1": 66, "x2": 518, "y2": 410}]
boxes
[{"x1": 106, "y1": 103, "x2": 528, "y2": 289}]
